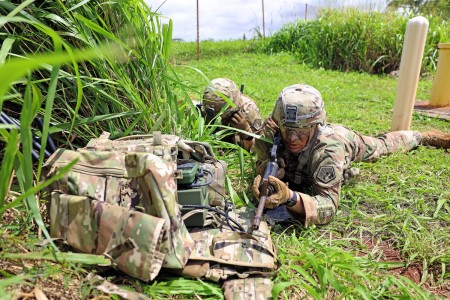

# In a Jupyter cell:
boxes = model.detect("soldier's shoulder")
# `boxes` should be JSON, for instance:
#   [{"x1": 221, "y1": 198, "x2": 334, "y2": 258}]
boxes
[
  {"x1": 312, "y1": 126, "x2": 346, "y2": 161},
  {"x1": 240, "y1": 94, "x2": 260, "y2": 111}
]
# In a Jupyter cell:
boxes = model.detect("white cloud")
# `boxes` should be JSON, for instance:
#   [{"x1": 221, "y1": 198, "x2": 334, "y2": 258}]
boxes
[{"x1": 145, "y1": 0, "x2": 386, "y2": 41}]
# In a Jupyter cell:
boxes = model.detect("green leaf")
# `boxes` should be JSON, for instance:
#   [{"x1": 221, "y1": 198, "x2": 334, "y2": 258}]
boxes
[
  {"x1": 271, "y1": 281, "x2": 294, "y2": 299},
  {"x1": 0, "y1": 275, "x2": 33, "y2": 289},
  {"x1": 0, "y1": 37, "x2": 15, "y2": 65},
  {"x1": 292, "y1": 265, "x2": 318, "y2": 287},
  {"x1": 1, "y1": 251, "x2": 111, "y2": 265},
  {"x1": 0, "y1": 129, "x2": 18, "y2": 208}
]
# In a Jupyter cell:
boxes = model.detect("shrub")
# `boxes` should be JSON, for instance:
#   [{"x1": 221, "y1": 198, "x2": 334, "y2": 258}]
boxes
[{"x1": 261, "y1": 8, "x2": 450, "y2": 74}]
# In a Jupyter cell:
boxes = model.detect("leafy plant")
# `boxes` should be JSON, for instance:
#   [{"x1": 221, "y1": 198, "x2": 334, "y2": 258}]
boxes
[{"x1": 260, "y1": 8, "x2": 450, "y2": 74}]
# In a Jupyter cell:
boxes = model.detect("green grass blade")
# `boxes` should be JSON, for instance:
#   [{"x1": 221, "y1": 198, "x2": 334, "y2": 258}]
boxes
[
  {"x1": 271, "y1": 281, "x2": 294, "y2": 299},
  {"x1": 0, "y1": 129, "x2": 19, "y2": 208},
  {"x1": 36, "y1": 63, "x2": 61, "y2": 180},
  {"x1": 0, "y1": 37, "x2": 15, "y2": 65},
  {"x1": 0, "y1": 157, "x2": 78, "y2": 215},
  {"x1": 1, "y1": 251, "x2": 111, "y2": 265}
]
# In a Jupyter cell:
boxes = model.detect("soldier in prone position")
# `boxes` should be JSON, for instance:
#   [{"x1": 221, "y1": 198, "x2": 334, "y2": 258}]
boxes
[
  {"x1": 201, "y1": 78, "x2": 262, "y2": 151},
  {"x1": 252, "y1": 84, "x2": 450, "y2": 226}
]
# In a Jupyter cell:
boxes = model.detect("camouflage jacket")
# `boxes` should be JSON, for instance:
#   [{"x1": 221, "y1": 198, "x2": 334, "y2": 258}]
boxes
[
  {"x1": 239, "y1": 94, "x2": 262, "y2": 134},
  {"x1": 254, "y1": 122, "x2": 422, "y2": 227}
]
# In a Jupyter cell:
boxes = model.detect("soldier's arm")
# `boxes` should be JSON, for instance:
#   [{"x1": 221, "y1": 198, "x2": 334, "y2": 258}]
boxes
[
  {"x1": 242, "y1": 138, "x2": 255, "y2": 152},
  {"x1": 286, "y1": 157, "x2": 343, "y2": 227},
  {"x1": 287, "y1": 182, "x2": 341, "y2": 227}
]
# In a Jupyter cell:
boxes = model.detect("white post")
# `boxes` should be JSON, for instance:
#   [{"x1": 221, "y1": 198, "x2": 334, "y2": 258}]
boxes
[
  {"x1": 430, "y1": 43, "x2": 450, "y2": 106},
  {"x1": 391, "y1": 16, "x2": 429, "y2": 131}
]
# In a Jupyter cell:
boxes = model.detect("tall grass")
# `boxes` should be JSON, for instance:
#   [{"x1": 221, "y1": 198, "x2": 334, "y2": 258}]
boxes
[
  {"x1": 0, "y1": 0, "x2": 194, "y2": 147},
  {"x1": 0, "y1": 2, "x2": 247, "y2": 297},
  {"x1": 261, "y1": 8, "x2": 450, "y2": 74}
]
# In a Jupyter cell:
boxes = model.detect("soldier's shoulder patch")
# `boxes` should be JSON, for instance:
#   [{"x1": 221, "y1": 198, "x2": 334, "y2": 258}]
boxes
[{"x1": 316, "y1": 166, "x2": 336, "y2": 184}]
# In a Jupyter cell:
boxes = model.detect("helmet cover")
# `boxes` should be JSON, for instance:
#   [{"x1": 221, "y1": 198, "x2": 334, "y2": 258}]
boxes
[
  {"x1": 202, "y1": 78, "x2": 242, "y2": 115},
  {"x1": 272, "y1": 84, "x2": 326, "y2": 128}
]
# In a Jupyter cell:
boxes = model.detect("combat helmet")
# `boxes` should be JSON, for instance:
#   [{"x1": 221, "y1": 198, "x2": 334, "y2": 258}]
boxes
[
  {"x1": 202, "y1": 78, "x2": 242, "y2": 120},
  {"x1": 272, "y1": 84, "x2": 326, "y2": 128}
]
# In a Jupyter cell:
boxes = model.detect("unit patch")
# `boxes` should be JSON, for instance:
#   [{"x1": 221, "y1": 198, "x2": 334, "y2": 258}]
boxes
[{"x1": 316, "y1": 166, "x2": 336, "y2": 184}]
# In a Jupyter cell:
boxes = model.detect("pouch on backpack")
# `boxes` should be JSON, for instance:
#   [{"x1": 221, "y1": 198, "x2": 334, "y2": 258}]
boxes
[
  {"x1": 49, "y1": 192, "x2": 165, "y2": 280},
  {"x1": 44, "y1": 148, "x2": 194, "y2": 276}
]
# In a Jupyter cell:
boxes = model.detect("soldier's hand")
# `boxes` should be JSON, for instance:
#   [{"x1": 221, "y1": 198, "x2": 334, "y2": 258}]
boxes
[
  {"x1": 252, "y1": 175, "x2": 262, "y2": 200},
  {"x1": 220, "y1": 108, "x2": 238, "y2": 125},
  {"x1": 263, "y1": 117, "x2": 279, "y2": 138},
  {"x1": 343, "y1": 167, "x2": 360, "y2": 184},
  {"x1": 266, "y1": 176, "x2": 291, "y2": 208},
  {"x1": 230, "y1": 110, "x2": 251, "y2": 140}
]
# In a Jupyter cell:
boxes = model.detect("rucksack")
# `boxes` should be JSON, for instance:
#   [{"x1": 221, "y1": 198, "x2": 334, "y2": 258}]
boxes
[{"x1": 43, "y1": 131, "x2": 277, "y2": 298}]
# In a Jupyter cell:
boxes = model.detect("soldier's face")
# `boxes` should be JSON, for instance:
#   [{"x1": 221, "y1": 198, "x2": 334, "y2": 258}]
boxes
[{"x1": 280, "y1": 125, "x2": 311, "y2": 153}]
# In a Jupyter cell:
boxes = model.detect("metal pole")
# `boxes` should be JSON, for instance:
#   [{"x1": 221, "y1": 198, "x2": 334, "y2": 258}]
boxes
[
  {"x1": 261, "y1": 0, "x2": 265, "y2": 39},
  {"x1": 196, "y1": 0, "x2": 200, "y2": 60}
]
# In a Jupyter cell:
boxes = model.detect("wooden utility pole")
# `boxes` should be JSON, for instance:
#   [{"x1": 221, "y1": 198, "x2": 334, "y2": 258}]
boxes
[
  {"x1": 305, "y1": 3, "x2": 308, "y2": 20},
  {"x1": 196, "y1": 0, "x2": 200, "y2": 60},
  {"x1": 261, "y1": 0, "x2": 265, "y2": 39}
]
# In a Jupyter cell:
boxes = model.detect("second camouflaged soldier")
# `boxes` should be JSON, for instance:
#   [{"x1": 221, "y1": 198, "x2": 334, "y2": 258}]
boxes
[
  {"x1": 202, "y1": 78, "x2": 262, "y2": 151},
  {"x1": 253, "y1": 84, "x2": 450, "y2": 227}
]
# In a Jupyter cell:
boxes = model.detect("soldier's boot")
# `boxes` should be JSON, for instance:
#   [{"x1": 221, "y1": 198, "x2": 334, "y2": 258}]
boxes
[{"x1": 420, "y1": 129, "x2": 450, "y2": 149}]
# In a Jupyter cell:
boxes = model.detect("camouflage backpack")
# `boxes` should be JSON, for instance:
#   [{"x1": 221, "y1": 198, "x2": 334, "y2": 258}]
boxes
[{"x1": 43, "y1": 132, "x2": 277, "y2": 299}]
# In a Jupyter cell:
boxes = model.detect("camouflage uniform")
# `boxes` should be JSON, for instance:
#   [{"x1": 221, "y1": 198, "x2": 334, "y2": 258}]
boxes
[
  {"x1": 255, "y1": 121, "x2": 422, "y2": 227},
  {"x1": 238, "y1": 94, "x2": 263, "y2": 135},
  {"x1": 254, "y1": 85, "x2": 425, "y2": 226},
  {"x1": 202, "y1": 78, "x2": 262, "y2": 145}
]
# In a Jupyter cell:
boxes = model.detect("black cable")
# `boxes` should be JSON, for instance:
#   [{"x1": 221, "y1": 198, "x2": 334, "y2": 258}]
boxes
[
  {"x1": 36, "y1": 117, "x2": 57, "y2": 154},
  {"x1": 224, "y1": 202, "x2": 236, "y2": 232},
  {"x1": 189, "y1": 169, "x2": 214, "y2": 188},
  {"x1": 181, "y1": 204, "x2": 245, "y2": 232},
  {"x1": 0, "y1": 112, "x2": 41, "y2": 160}
]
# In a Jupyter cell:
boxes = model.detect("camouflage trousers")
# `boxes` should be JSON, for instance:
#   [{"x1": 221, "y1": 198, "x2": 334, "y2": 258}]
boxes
[{"x1": 351, "y1": 130, "x2": 422, "y2": 163}]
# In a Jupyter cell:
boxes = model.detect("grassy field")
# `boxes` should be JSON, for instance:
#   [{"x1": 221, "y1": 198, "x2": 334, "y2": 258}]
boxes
[
  {"x1": 168, "y1": 41, "x2": 450, "y2": 299},
  {"x1": 1, "y1": 2, "x2": 449, "y2": 298},
  {"x1": 3, "y1": 40, "x2": 449, "y2": 299}
]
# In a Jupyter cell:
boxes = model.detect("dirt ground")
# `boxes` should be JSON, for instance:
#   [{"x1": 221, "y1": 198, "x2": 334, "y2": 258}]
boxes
[{"x1": 362, "y1": 237, "x2": 450, "y2": 299}]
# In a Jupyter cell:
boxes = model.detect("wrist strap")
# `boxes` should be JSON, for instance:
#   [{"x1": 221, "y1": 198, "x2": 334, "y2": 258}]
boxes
[{"x1": 285, "y1": 191, "x2": 297, "y2": 207}]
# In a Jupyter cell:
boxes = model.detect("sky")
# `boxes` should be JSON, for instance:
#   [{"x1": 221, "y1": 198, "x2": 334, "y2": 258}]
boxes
[{"x1": 144, "y1": 0, "x2": 387, "y2": 41}]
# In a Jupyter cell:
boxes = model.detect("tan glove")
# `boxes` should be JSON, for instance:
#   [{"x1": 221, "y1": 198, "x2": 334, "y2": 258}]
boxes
[
  {"x1": 221, "y1": 108, "x2": 239, "y2": 126},
  {"x1": 252, "y1": 175, "x2": 291, "y2": 209},
  {"x1": 267, "y1": 176, "x2": 291, "y2": 208},
  {"x1": 263, "y1": 117, "x2": 279, "y2": 139},
  {"x1": 252, "y1": 175, "x2": 262, "y2": 200},
  {"x1": 230, "y1": 110, "x2": 251, "y2": 140}
]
